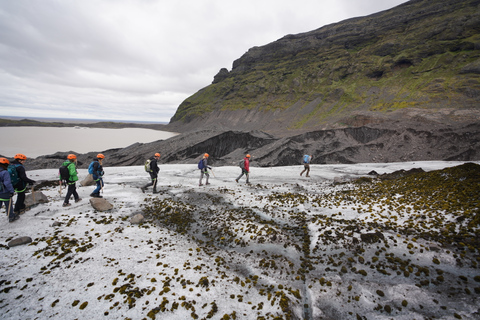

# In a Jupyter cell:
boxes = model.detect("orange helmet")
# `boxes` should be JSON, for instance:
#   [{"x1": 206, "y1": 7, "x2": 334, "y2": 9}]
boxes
[
  {"x1": 0, "y1": 157, "x2": 10, "y2": 165},
  {"x1": 67, "y1": 154, "x2": 77, "y2": 160},
  {"x1": 204, "y1": 153, "x2": 209, "y2": 158},
  {"x1": 246, "y1": 154, "x2": 251, "y2": 158},
  {"x1": 155, "y1": 153, "x2": 161, "y2": 157},
  {"x1": 97, "y1": 153, "x2": 105, "y2": 159},
  {"x1": 14, "y1": 153, "x2": 27, "y2": 160}
]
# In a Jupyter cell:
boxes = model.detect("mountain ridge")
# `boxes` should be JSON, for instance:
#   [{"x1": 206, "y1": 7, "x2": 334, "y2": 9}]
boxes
[{"x1": 168, "y1": 0, "x2": 480, "y2": 135}]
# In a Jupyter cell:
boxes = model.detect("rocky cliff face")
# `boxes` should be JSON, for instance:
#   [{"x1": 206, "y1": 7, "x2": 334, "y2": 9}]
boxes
[{"x1": 168, "y1": 0, "x2": 480, "y2": 135}]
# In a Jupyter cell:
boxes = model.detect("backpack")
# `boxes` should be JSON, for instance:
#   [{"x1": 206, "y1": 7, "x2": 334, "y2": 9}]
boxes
[
  {"x1": 239, "y1": 159, "x2": 245, "y2": 169},
  {"x1": 144, "y1": 159, "x2": 152, "y2": 172},
  {"x1": 303, "y1": 155, "x2": 310, "y2": 164},
  {"x1": 88, "y1": 161, "x2": 95, "y2": 174},
  {"x1": 198, "y1": 159, "x2": 205, "y2": 170},
  {"x1": 8, "y1": 164, "x2": 20, "y2": 186},
  {"x1": 59, "y1": 164, "x2": 70, "y2": 182}
]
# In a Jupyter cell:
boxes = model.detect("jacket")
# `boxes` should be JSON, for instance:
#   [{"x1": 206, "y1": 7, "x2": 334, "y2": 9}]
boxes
[
  {"x1": 243, "y1": 158, "x2": 250, "y2": 172},
  {"x1": 92, "y1": 160, "x2": 104, "y2": 180},
  {"x1": 0, "y1": 167, "x2": 14, "y2": 198},
  {"x1": 12, "y1": 159, "x2": 35, "y2": 191},
  {"x1": 62, "y1": 160, "x2": 79, "y2": 183},
  {"x1": 149, "y1": 157, "x2": 160, "y2": 176}
]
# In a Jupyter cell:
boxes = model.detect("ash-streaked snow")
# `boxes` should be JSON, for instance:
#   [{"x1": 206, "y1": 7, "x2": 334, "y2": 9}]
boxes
[{"x1": 1, "y1": 161, "x2": 479, "y2": 319}]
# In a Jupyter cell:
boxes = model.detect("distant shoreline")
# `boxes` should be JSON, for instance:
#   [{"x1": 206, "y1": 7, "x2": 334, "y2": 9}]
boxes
[{"x1": 0, "y1": 117, "x2": 174, "y2": 132}]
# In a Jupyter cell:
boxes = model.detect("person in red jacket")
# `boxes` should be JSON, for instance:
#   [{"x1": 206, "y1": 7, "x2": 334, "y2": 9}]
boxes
[{"x1": 235, "y1": 154, "x2": 251, "y2": 184}]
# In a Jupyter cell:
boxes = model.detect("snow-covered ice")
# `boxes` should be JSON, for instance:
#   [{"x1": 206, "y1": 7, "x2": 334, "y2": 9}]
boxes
[{"x1": 1, "y1": 161, "x2": 479, "y2": 319}]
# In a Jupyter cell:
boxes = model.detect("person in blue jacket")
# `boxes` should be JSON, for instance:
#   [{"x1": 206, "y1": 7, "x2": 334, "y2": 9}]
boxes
[
  {"x1": 300, "y1": 154, "x2": 312, "y2": 177},
  {"x1": 11, "y1": 153, "x2": 36, "y2": 215},
  {"x1": 89, "y1": 154, "x2": 105, "y2": 198},
  {"x1": 199, "y1": 153, "x2": 211, "y2": 186},
  {"x1": 0, "y1": 157, "x2": 18, "y2": 222}
]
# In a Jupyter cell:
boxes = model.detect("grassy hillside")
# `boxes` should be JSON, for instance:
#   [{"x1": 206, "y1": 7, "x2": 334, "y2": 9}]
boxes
[{"x1": 170, "y1": 0, "x2": 480, "y2": 131}]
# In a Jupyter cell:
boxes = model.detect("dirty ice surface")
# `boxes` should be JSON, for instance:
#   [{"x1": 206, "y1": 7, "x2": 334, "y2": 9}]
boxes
[{"x1": 0, "y1": 161, "x2": 479, "y2": 320}]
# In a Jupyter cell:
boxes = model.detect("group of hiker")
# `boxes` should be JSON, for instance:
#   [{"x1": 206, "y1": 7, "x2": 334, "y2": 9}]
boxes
[
  {"x1": 0, "y1": 154, "x2": 36, "y2": 222},
  {"x1": 1, "y1": 151, "x2": 312, "y2": 222}
]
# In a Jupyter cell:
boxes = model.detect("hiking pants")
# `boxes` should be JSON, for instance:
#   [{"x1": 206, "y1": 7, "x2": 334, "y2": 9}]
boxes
[
  {"x1": 300, "y1": 163, "x2": 310, "y2": 177},
  {"x1": 143, "y1": 173, "x2": 158, "y2": 191},
  {"x1": 0, "y1": 195, "x2": 14, "y2": 220},
  {"x1": 93, "y1": 178, "x2": 104, "y2": 195},
  {"x1": 14, "y1": 190, "x2": 26, "y2": 213},
  {"x1": 237, "y1": 169, "x2": 249, "y2": 183},
  {"x1": 64, "y1": 183, "x2": 79, "y2": 204},
  {"x1": 199, "y1": 169, "x2": 209, "y2": 185}
]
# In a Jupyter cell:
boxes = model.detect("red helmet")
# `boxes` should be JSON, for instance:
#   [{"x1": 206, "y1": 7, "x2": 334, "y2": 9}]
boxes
[
  {"x1": 246, "y1": 154, "x2": 251, "y2": 158},
  {"x1": 67, "y1": 154, "x2": 77, "y2": 160},
  {"x1": 97, "y1": 153, "x2": 105, "y2": 159},
  {"x1": 155, "y1": 153, "x2": 161, "y2": 157},
  {"x1": 14, "y1": 153, "x2": 27, "y2": 160},
  {"x1": 0, "y1": 157, "x2": 10, "y2": 165},
  {"x1": 204, "y1": 153, "x2": 209, "y2": 158}
]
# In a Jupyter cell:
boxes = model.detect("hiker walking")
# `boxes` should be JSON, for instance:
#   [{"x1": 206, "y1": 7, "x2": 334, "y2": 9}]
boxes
[
  {"x1": 11, "y1": 153, "x2": 36, "y2": 215},
  {"x1": 300, "y1": 154, "x2": 312, "y2": 177},
  {"x1": 0, "y1": 158, "x2": 18, "y2": 222},
  {"x1": 198, "y1": 153, "x2": 212, "y2": 186},
  {"x1": 236, "y1": 154, "x2": 251, "y2": 184},
  {"x1": 89, "y1": 154, "x2": 105, "y2": 198},
  {"x1": 141, "y1": 153, "x2": 161, "y2": 193},
  {"x1": 60, "y1": 154, "x2": 81, "y2": 207}
]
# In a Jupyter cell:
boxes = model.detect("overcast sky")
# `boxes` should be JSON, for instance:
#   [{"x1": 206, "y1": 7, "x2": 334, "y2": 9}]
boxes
[{"x1": 0, "y1": 0, "x2": 408, "y2": 123}]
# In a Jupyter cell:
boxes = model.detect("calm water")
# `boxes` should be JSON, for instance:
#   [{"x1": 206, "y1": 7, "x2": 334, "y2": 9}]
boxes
[{"x1": 1, "y1": 126, "x2": 178, "y2": 158}]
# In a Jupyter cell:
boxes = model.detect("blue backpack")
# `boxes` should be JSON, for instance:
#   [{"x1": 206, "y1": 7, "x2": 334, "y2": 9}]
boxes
[
  {"x1": 88, "y1": 161, "x2": 95, "y2": 174},
  {"x1": 303, "y1": 155, "x2": 310, "y2": 164},
  {"x1": 198, "y1": 159, "x2": 205, "y2": 169},
  {"x1": 8, "y1": 164, "x2": 20, "y2": 186}
]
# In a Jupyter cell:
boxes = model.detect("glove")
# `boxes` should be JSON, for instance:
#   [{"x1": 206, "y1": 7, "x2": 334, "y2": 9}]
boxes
[
  {"x1": 29, "y1": 181, "x2": 35, "y2": 186},
  {"x1": 10, "y1": 193, "x2": 14, "y2": 197}
]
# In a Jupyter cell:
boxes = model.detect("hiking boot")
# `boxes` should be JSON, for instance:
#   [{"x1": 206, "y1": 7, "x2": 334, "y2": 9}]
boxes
[
  {"x1": 235, "y1": 179, "x2": 238, "y2": 183},
  {"x1": 206, "y1": 182, "x2": 210, "y2": 185},
  {"x1": 75, "y1": 198, "x2": 82, "y2": 203},
  {"x1": 9, "y1": 214, "x2": 20, "y2": 222},
  {"x1": 199, "y1": 183, "x2": 203, "y2": 186},
  {"x1": 140, "y1": 187, "x2": 146, "y2": 193},
  {"x1": 62, "y1": 203, "x2": 71, "y2": 207}
]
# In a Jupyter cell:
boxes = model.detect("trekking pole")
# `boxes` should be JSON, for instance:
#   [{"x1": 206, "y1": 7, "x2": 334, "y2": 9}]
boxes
[
  {"x1": 31, "y1": 185, "x2": 35, "y2": 203},
  {"x1": 100, "y1": 179, "x2": 104, "y2": 195},
  {"x1": 209, "y1": 168, "x2": 215, "y2": 177},
  {"x1": 6, "y1": 197, "x2": 12, "y2": 217}
]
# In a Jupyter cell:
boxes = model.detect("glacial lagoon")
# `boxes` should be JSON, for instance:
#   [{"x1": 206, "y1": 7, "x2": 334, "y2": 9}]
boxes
[{"x1": 1, "y1": 126, "x2": 178, "y2": 158}]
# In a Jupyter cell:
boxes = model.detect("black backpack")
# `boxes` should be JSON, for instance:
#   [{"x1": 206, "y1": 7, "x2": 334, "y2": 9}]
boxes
[{"x1": 59, "y1": 164, "x2": 70, "y2": 182}]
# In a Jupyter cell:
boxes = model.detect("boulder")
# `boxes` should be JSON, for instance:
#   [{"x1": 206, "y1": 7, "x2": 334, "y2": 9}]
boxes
[
  {"x1": 8, "y1": 236, "x2": 32, "y2": 247},
  {"x1": 24, "y1": 191, "x2": 49, "y2": 208},
  {"x1": 130, "y1": 214, "x2": 145, "y2": 224},
  {"x1": 80, "y1": 174, "x2": 95, "y2": 187},
  {"x1": 89, "y1": 198, "x2": 113, "y2": 211}
]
